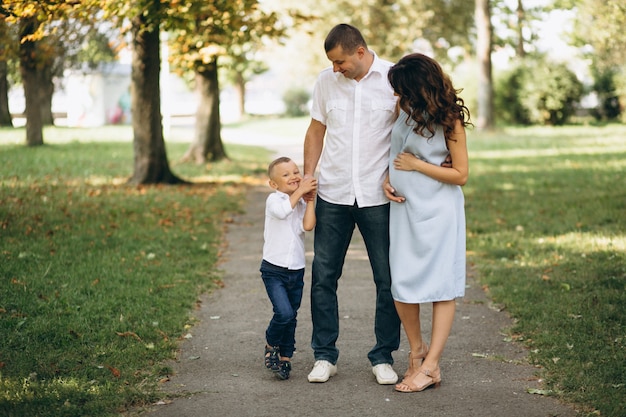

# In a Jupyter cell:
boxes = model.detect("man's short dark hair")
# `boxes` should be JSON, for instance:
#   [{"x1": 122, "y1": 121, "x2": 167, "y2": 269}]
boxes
[{"x1": 324, "y1": 23, "x2": 368, "y2": 54}]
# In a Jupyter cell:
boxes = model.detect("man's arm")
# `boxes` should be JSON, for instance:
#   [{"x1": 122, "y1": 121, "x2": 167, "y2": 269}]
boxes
[{"x1": 303, "y1": 118, "x2": 326, "y2": 178}]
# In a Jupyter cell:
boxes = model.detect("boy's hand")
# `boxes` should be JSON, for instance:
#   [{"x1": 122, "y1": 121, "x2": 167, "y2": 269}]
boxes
[
  {"x1": 300, "y1": 176, "x2": 317, "y2": 191},
  {"x1": 301, "y1": 175, "x2": 317, "y2": 201}
]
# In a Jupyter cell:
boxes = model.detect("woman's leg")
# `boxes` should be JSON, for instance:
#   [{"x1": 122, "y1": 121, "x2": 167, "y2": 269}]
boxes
[
  {"x1": 396, "y1": 299, "x2": 455, "y2": 392},
  {"x1": 422, "y1": 299, "x2": 455, "y2": 371},
  {"x1": 394, "y1": 301, "x2": 428, "y2": 385},
  {"x1": 394, "y1": 301, "x2": 424, "y2": 355}
]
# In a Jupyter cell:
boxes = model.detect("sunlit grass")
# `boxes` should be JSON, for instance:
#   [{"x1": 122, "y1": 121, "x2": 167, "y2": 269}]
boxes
[
  {"x1": 0, "y1": 128, "x2": 271, "y2": 416},
  {"x1": 465, "y1": 123, "x2": 626, "y2": 416}
]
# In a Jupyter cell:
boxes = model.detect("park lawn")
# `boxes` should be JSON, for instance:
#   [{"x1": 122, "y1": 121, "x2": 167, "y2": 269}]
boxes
[
  {"x1": 464, "y1": 124, "x2": 626, "y2": 416},
  {"x1": 0, "y1": 129, "x2": 271, "y2": 417},
  {"x1": 1, "y1": 121, "x2": 625, "y2": 416}
]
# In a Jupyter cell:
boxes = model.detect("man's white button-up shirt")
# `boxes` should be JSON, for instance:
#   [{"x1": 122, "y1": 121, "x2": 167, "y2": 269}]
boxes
[{"x1": 310, "y1": 53, "x2": 397, "y2": 207}]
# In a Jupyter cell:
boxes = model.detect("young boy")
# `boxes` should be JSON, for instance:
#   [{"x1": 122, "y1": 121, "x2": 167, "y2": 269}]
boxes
[{"x1": 261, "y1": 156, "x2": 317, "y2": 380}]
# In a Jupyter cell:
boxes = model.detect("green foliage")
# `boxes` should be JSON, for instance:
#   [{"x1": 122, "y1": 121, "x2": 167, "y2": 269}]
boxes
[
  {"x1": 466, "y1": 124, "x2": 626, "y2": 416},
  {"x1": 282, "y1": 88, "x2": 310, "y2": 117},
  {"x1": 495, "y1": 58, "x2": 584, "y2": 125},
  {"x1": 167, "y1": 0, "x2": 287, "y2": 78},
  {"x1": 571, "y1": 0, "x2": 626, "y2": 70},
  {"x1": 590, "y1": 67, "x2": 622, "y2": 121},
  {"x1": 295, "y1": 0, "x2": 474, "y2": 64},
  {"x1": 494, "y1": 63, "x2": 532, "y2": 125},
  {"x1": 0, "y1": 127, "x2": 271, "y2": 415}
]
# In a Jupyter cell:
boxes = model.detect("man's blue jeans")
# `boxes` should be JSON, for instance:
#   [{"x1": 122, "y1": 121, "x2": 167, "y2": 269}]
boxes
[
  {"x1": 261, "y1": 260, "x2": 304, "y2": 358},
  {"x1": 310, "y1": 197, "x2": 401, "y2": 366}
]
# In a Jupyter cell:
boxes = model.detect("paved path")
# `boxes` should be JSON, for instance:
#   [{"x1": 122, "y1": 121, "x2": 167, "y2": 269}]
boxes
[{"x1": 138, "y1": 176, "x2": 579, "y2": 416}]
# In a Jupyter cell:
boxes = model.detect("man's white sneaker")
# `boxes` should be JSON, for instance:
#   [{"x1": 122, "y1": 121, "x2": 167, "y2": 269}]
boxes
[
  {"x1": 307, "y1": 360, "x2": 337, "y2": 383},
  {"x1": 372, "y1": 363, "x2": 398, "y2": 385}
]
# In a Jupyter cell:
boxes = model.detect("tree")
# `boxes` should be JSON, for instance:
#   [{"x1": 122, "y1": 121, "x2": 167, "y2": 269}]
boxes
[
  {"x1": 222, "y1": 50, "x2": 269, "y2": 119},
  {"x1": 0, "y1": 5, "x2": 117, "y2": 129},
  {"x1": 18, "y1": 13, "x2": 44, "y2": 145},
  {"x1": 168, "y1": 0, "x2": 290, "y2": 164},
  {"x1": 475, "y1": 0, "x2": 495, "y2": 129},
  {"x1": 566, "y1": 0, "x2": 626, "y2": 120},
  {"x1": 1, "y1": 2, "x2": 71, "y2": 144},
  {"x1": 0, "y1": 16, "x2": 14, "y2": 127},
  {"x1": 280, "y1": 0, "x2": 474, "y2": 66},
  {"x1": 117, "y1": 2, "x2": 182, "y2": 184},
  {"x1": 1, "y1": 1, "x2": 106, "y2": 143}
]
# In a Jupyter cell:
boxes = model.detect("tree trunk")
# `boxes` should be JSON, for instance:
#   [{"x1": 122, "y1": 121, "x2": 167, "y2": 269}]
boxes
[
  {"x1": 0, "y1": 60, "x2": 12, "y2": 127},
  {"x1": 516, "y1": 0, "x2": 526, "y2": 58},
  {"x1": 475, "y1": 0, "x2": 495, "y2": 129},
  {"x1": 128, "y1": 14, "x2": 182, "y2": 185},
  {"x1": 19, "y1": 17, "x2": 43, "y2": 146},
  {"x1": 0, "y1": 16, "x2": 13, "y2": 127},
  {"x1": 182, "y1": 59, "x2": 227, "y2": 164}
]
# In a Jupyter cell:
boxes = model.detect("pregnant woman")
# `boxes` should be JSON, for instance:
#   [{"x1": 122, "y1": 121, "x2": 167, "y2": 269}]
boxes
[{"x1": 383, "y1": 53, "x2": 472, "y2": 393}]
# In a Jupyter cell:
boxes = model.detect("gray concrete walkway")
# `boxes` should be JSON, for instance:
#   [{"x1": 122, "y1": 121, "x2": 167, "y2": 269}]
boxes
[{"x1": 137, "y1": 181, "x2": 579, "y2": 417}]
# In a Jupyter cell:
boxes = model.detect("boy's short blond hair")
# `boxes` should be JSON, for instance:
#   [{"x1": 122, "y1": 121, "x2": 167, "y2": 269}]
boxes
[{"x1": 267, "y1": 156, "x2": 292, "y2": 179}]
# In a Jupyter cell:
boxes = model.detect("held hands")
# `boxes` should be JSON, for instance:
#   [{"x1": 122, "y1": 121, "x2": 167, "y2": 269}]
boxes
[{"x1": 301, "y1": 175, "x2": 317, "y2": 202}]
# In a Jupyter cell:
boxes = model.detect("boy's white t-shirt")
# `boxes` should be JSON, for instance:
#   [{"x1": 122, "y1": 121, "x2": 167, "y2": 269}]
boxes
[{"x1": 263, "y1": 191, "x2": 307, "y2": 270}]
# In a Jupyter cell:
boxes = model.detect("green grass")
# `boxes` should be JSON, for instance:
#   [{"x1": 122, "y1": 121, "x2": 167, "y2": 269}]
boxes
[
  {"x1": 465, "y1": 124, "x2": 626, "y2": 416},
  {"x1": 0, "y1": 127, "x2": 271, "y2": 416},
  {"x1": 1, "y1": 121, "x2": 625, "y2": 416}
]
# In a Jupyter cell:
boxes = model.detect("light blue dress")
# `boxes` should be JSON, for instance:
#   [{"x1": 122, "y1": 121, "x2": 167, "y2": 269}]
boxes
[{"x1": 388, "y1": 111, "x2": 466, "y2": 303}]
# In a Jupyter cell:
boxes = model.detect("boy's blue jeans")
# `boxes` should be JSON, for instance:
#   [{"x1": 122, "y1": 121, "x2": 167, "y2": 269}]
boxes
[
  {"x1": 310, "y1": 197, "x2": 401, "y2": 366},
  {"x1": 260, "y1": 259, "x2": 304, "y2": 358}
]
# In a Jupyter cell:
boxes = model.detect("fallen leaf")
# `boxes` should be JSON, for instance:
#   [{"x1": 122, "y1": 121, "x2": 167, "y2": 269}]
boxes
[
  {"x1": 107, "y1": 366, "x2": 121, "y2": 378},
  {"x1": 116, "y1": 331, "x2": 142, "y2": 341},
  {"x1": 155, "y1": 399, "x2": 172, "y2": 405},
  {"x1": 527, "y1": 388, "x2": 552, "y2": 395}
]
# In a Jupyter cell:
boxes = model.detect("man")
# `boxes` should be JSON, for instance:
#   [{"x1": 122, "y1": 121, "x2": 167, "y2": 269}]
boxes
[{"x1": 303, "y1": 23, "x2": 401, "y2": 385}]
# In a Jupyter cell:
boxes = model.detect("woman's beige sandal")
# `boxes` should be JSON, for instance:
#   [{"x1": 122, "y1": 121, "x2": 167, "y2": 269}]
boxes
[{"x1": 395, "y1": 366, "x2": 441, "y2": 393}]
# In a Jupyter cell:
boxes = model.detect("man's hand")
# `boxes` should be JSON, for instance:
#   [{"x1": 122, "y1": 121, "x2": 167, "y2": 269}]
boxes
[
  {"x1": 302, "y1": 175, "x2": 317, "y2": 202},
  {"x1": 383, "y1": 180, "x2": 405, "y2": 203}
]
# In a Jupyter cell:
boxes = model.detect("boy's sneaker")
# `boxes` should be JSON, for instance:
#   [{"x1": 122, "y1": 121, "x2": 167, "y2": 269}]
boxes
[
  {"x1": 275, "y1": 360, "x2": 291, "y2": 380},
  {"x1": 264, "y1": 345, "x2": 280, "y2": 371}
]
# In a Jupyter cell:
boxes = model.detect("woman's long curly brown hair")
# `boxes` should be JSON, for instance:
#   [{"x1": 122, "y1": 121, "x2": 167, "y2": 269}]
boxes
[{"x1": 388, "y1": 53, "x2": 471, "y2": 141}]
